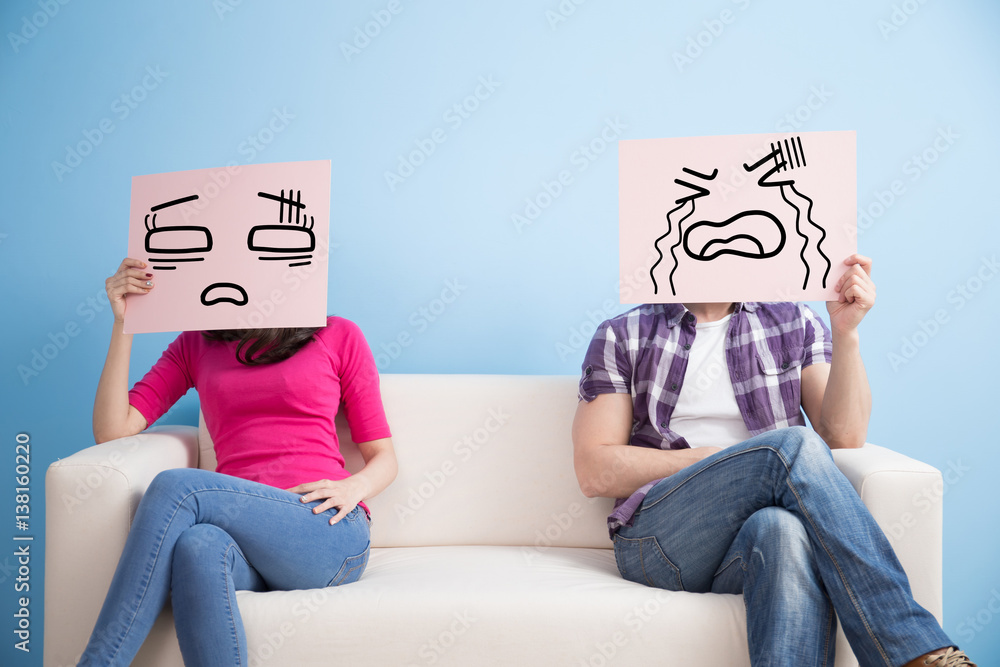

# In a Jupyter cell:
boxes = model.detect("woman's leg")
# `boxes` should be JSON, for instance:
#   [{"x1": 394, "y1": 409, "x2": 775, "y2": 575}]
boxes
[
  {"x1": 711, "y1": 507, "x2": 836, "y2": 667},
  {"x1": 613, "y1": 426, "x2": 952, "y2": 667},
  {"x1": 78, "y1": 468, "x2": 371, "y2": 667},
  {"x1": 170, "y1": 524, "x2": 267, "y2": 666}
]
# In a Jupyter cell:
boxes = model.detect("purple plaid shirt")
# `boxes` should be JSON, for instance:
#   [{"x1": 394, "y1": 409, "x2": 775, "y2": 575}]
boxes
[{"x1": 578, "y1": 302, "x2": 832, "y2": 535}]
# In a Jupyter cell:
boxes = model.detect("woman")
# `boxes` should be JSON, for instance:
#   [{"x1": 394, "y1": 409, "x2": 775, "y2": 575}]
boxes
[{"x1": 79, "y1": 258, "x2": 398, "y2": 666}]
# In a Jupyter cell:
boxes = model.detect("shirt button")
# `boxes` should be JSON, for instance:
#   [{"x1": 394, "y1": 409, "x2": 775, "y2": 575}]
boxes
[
  {"x1": 683, "y1": 344, "x2": 691, "y2": 350},
  {"x1": 660, "y1": 421, "x2": 667, "y2": 429},
  {"x1": 671, "y1": 383, "x2": 678, "y2": 390},
  {"x1": 585, "y1": 366, "x2": 593, "y2": 376},
  {"x1": 781, "y1": 362, "x2": 789, "y2": 369}
]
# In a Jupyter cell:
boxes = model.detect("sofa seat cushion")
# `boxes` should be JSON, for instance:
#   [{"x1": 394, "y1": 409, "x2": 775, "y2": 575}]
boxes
[{"x1": 236, "y1": 545, "x2": 750, "y2": 666}]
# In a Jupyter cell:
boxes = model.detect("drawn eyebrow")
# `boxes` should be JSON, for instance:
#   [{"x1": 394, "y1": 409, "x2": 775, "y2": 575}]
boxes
[
  {"x1": 743, "y1": 147, "x2": 793, "y2": 188},
  {"x1": 673, "y1": 167, "x2": 719, "y2": 205},
  {"x1": 150, "y1": 194, "x2": 199, "y2": 212},
  {"x1": 258, "y1": 190, "x2": 309, "y2": 225}
]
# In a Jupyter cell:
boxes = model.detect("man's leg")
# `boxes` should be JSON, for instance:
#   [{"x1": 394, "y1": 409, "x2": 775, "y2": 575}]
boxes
[
  {"x1": 614, "y1": 427, "x2": 952, "y2": 667},
  {"x1": 711, "y1": 507, "x2": 836, "y2": 667}
]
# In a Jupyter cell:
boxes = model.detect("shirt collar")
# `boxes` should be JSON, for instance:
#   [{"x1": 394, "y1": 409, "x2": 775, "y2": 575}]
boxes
[{"x1": 658, "y1": 302, "x2": 757, "y2": 328}]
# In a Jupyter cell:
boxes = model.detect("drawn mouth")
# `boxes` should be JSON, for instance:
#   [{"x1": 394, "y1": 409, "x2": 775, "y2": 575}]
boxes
[
  {"x1": 200, "y1": 283, "x2": 249, "y2": 306},
  {"x1": 682, "y1": 210, "x2": 786, "y2": 261}
]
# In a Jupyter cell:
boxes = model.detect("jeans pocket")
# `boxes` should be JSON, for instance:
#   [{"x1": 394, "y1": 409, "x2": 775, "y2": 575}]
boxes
[
  {"x1": 327, "y1": 545, "x2": 369, "y2": 587},
  {"x1": 614, "y1": 535, "x2": 684, "y2": 591}
]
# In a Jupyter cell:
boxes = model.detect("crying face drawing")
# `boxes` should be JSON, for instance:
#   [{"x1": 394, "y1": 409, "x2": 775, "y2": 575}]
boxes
[
  {"x1": 125, "y1": 160, "x2": 331, "y2": 334},
  {"x1": 648, "y1": 137, "x2": 832, "y2": 298}
]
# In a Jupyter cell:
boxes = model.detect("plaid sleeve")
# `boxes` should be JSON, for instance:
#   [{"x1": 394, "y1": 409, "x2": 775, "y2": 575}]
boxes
[
  {"x1": 800, "y1": 304, "x2": 833, "y2": 367},
  {"x1": 578, "y1": 319, "x2": 632, "y2": 402}
]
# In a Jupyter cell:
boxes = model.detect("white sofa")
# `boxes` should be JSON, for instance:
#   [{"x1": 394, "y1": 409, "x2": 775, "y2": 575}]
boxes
[{"x1": 46, "y1": 375, "x2": 944, "y2": 666}]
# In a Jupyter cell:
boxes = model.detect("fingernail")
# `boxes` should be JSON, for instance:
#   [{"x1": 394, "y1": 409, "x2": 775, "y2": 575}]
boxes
[
  {"x1": 145, "y1": 281, "x2": 153, "y2": 287},
  {"x1": 146, "y1": 273, "x2": 153, "y2": 278}
]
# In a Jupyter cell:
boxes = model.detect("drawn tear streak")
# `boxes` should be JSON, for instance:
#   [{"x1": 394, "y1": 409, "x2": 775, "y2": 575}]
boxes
[
  {"x1": 666, "y1": 203, "x2": 697, "y2": 296},
  {"x1": 777, "y1": 186, "x2": 813, "y2": 290},
  {"x1": 789, "y1": 182, "x2": 829, "y2": 288},
  {"x1": 651, "y1": 167, "x2": 718, "y2": 295},
  {"x1": 650, "y1": 199, "x2": 692, "y2": 295},
  {"x1": 742, "y1": 140, "x2": 830, "y2": 289}
]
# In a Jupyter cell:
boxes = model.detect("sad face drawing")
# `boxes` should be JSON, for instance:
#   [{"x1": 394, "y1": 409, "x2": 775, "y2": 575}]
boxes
[{"x1": 125, "y1": 161, "x2": 331, "y2": 334}]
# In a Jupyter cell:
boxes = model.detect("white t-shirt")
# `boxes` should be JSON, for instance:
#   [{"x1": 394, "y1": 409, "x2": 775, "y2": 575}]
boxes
[{"x1": 670, "y1": 313, "x2": 753, "y2": 449}]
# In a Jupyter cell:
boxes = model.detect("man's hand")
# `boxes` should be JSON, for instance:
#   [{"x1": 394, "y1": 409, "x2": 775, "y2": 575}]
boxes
[
  {"x1": 827, "y1": 254, "x2": 876, "y2": 335},
  {"x1": 287, "y1": 476, "x2": 371, "y2": 525}
]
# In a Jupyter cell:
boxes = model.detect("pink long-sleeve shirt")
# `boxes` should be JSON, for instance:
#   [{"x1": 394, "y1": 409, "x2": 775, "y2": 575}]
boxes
[{"x1": 128, "y1": 317, "x2": 391, "y2": 492}]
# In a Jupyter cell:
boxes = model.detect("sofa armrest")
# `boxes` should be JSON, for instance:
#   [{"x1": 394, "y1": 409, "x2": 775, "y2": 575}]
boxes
[
  {"x1": 831, "y1": 443, "x2": 943, "y2": 622},
  {"x1": 44, "y1": 426, "x2": 198, "y2": 667}
]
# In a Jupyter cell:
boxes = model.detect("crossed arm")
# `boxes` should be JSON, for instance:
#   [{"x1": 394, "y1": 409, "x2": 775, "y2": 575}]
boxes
[{"x1": 573, "y1": 254, "x2": 876, "y2": 500}]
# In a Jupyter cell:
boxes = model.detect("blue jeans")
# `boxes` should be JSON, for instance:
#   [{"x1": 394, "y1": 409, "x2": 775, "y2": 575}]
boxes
[
  {"x1": 613, "y1": 427, "x2": 953, "y2": 667},
  {"x1": 79, "y1": 468, "x2": 371, "y2": 666}
]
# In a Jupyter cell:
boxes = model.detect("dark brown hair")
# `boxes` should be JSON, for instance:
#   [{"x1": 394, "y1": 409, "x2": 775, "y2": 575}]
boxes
[{"x1": 202, "y1": 326, "x2": 322, "y2": 366}]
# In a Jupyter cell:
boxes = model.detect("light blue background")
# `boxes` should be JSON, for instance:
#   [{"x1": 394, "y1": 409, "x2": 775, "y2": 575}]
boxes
[{"x1": 2, "y1": 1, "x2": 998, "y2": 664}]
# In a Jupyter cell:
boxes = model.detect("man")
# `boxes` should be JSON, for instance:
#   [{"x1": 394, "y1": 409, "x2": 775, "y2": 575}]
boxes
[{"x1": 572, "y1": 254, "x2": 974, "y2": 667}]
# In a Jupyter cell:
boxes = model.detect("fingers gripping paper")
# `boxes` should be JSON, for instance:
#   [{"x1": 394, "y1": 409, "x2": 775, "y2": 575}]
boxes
[
  {"x1": 619, "y1": 131, "x2": 856, "y2": 303},
  {"x1": 125, "y1": 160, "x2": 332, "y2": 334}
]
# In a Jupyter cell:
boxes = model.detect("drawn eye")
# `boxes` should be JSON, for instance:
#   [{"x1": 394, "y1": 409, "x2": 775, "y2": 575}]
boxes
[
  {"x1": 248, "y1": 225, "x2": 315, "y2": 253},
  {"x1": 145, "y1": 226, "x2": 213, "y2": 254}
]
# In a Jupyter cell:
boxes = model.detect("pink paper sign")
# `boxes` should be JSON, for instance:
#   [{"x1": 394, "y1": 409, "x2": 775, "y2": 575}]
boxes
[
  {"x1": 619, "y1": 131, "x2": 856, "y2": 303},
  {"x1": 125, "y1": 160, "x2": 331, "y2": 334}
]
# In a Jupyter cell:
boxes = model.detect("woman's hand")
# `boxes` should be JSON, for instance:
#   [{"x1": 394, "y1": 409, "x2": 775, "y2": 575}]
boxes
[
  {"x1": 287, "y1": 476, "x2": 371, "y2": 525},
  {"x1": 827, "y1": 254, "x2": 876, "y2": 335},
  {"x1": 106, "y1": 258, "x2": 154, "y2": 323}
]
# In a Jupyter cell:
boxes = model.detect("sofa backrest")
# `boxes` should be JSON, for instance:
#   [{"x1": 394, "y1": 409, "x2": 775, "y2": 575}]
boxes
[{"x1": 199, "y1": 374, "x2": 615, "y2": 549}]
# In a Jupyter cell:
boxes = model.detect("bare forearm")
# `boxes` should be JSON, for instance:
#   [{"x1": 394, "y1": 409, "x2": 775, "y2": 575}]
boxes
[
  {"x1": 350, "y1": 446, "x2": 398, "y2": 501},
  {"x1": 93, "y1": 320, "x2": 136, "y2": 443},
  {"x1": 577, "y1": 442, "x2": 714, "y2": 498},
  {"x1": 817, "y1": 329, "x2": 871, "y2": 449}
]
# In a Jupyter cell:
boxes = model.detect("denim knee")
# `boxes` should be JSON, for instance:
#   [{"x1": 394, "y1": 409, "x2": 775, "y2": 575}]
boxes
[
  {"x1": 743, "y1": 507, "x2": 811, "y2": 563},
  {"x1": 143, "y1": 468, "x2": 205, "y2": 505},
  {"x1": 773, "y1": 426, "x2": 833, "y2": 467},
  {"x1": 173, "y1": 524, "x2": 231, "y2": 570}
]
